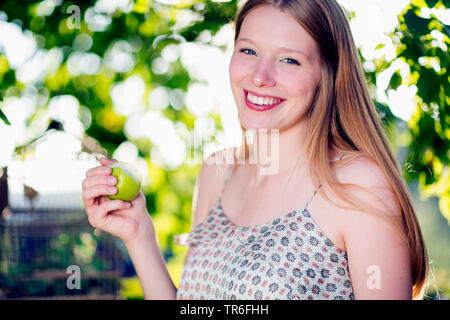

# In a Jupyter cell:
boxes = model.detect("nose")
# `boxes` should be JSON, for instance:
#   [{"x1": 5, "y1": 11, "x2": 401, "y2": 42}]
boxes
[{"x1": 251, "y1": 58, "x2": 276, "y2": 87}]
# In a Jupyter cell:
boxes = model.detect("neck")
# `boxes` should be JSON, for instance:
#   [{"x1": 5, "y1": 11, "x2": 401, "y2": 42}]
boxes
[
  {"x1": 240, "y1": 121, "x2": 341, "y2": 186},
  {"x1": 243, "y1": 121, "x2": 309, "y2": 185}
]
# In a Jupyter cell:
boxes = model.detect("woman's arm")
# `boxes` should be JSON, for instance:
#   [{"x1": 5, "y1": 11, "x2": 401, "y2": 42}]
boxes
[
  {"x1": 343, "y1": 206, "x2": 412, "y2": 299},
  {"x1": 337, "y1": 157, "x2": 413, "y2": 299},
  {"x1": 125, "y1": 149, "x2": 232, "y2": 299},
  {"x1": 124, "y1": 221, "x2": 178, "y2": 300},
  {"x1": 82, "y1": 158, "x2": 177, "y2": 299}
]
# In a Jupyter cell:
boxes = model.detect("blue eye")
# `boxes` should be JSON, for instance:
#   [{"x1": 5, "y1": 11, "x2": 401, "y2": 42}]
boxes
[
  {"x1": 239, "y1": 48, "x2": 300, "y2": 66},
  {"x1": 283, "y1": 58, "x2": 300, "y2": 65},
  {"x1": 240, "y1": 48, "x2": 256, "y2": 55}
]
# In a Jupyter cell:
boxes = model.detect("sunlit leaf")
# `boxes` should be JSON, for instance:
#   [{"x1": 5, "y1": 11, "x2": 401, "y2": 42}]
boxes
[
  {"x1": 0, "y1": 107, "x2": 11, "y2": 126},
  {"x1": 388, "y1": 71, "x2": 403, "y2": 91}
]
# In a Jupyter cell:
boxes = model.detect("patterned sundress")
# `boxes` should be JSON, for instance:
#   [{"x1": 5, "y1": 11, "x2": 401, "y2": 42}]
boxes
[{"x1": 175, "y1": 155, "x2": 354, "y2": 300}]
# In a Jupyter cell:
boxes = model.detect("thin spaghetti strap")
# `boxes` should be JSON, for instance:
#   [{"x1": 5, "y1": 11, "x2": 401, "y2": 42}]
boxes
[
  {"x1": 218, "y1": 164, "x2": 234, "y2": 204},
  {"x1": 303, "y1": 185, "x2": 321, "y2": 211},
  {"x1": 303, "y1": 154, "x2": 347, "y2": 210}
]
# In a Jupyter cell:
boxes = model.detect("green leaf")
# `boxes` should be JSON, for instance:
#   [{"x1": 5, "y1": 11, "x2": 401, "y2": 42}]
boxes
[
  {"x1": 425, "y1": 0, "x2": 440, "y2": 8},
  {"x1": 404, "y1": 8, "x2": 432, "y2": 36},
  {"x1": 388, "y1": 71, "x2": 403, "y2": 91},
  {"x1": 417, "y1": 67, "x2": 439, "y2": 104},
  {"x1": 443, "y1": 24, "x2": 450, "y2": 38},
  {"x1": 0, "y1": 107, "x2": 11, "y2": 126}
]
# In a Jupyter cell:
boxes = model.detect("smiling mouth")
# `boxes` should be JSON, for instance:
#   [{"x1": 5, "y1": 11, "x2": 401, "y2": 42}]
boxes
[{"x1": 244, "y1": 90, "x2": 285, "y2": 111}]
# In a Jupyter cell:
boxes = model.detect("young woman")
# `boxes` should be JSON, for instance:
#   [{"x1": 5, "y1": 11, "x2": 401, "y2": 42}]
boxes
[{"x1": 81, "y1": 0, "x2": 428, "y2": 300}]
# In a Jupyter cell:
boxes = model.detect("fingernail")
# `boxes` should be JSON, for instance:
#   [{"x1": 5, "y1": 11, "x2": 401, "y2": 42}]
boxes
[
  {"x1": 108, "y1": 176, "x2": 116, "y2": 184},
  {"x1": 125, "y1": 202, "x2": 131, "y2": 207}
]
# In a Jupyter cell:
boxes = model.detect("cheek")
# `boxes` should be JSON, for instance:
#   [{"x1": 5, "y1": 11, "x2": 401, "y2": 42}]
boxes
[
  {"x1": 229, "y1": 55, "x2": 248, "y2": 82},
  {"x1": 288, "y1": 73, "x2": 319, "y2": 99}
]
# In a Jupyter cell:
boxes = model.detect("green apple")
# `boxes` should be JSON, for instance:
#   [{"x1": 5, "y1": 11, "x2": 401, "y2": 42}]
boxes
[{"x1": 106, "y1": 161, "x2": 142, "y2": 201}]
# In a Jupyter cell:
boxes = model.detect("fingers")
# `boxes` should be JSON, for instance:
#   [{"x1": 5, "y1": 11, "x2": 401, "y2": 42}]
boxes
[
  {"x1": 100, "y1": 157, "x2": 117, "y2": 166},
  {"x1": 101, "y1": 199, "x2": 131, "y2": 212},
  {"x1": 85, "y1": 165, "x2": 111, "y2": 178},
  {"x1": 89, "y1": 210, "x2": 139, "y2": 242},
  {"x1": 83, "y1": 160, "x2": 118, "y2": 208},
  {"x1": 82, "y1": 174, "x2": 117, "y2": 190},
  {"x1": 87, "y1": 200, "x2": 131, "y2": 228},
  {"x1": 83, "y1": 185, "x2": 117, "y2": 202},
  {"x1": 85, "y1": 156, "x2": 117, "y2": 178},
  {"x1": 82, "y1": 158, "x2": 135, "y2": 237}
]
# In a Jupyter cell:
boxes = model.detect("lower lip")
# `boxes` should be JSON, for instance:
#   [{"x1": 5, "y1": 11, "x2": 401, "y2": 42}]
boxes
[{"x1": 244, "y1": 91, "x2": 284, "y2": 112}]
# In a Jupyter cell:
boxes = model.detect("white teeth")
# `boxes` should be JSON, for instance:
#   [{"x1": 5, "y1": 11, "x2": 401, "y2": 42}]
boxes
[
  {"x1": 247, "y1": 92, "x2": 281, "y2": 106},
  {"x1": 257, "y1": 97, "x2": 264, "y2": 105}
]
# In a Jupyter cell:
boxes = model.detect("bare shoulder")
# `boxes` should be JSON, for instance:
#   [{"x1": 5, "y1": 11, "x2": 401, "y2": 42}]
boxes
[
  {"x1": 309, "y1": 155, "x2": 403, "y2": 252},
  {"x1": 334, "y1": 155, "x2": 392, "y2": 190},
  {"x1": 329, "y1": 155, "x2": 402, "y2": 230},
  {"x1": 190, "y1": 147, "x2": 235, "y2": 227},
  {"x1": 333, "y1": 155, "x2": 401, "y2": 217},
  {"x1": 330, "y1": 155, "x2": 412, "y2": 299}
]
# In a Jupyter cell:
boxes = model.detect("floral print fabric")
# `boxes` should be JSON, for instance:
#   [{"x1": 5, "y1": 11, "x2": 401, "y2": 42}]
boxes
[{"x1": 175, "y1": 157, "x2": 354, "y2": 300}]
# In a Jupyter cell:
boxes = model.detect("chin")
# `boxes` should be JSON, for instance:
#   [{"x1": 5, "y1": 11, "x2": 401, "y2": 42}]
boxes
[
  {"x1": 239, "y1": 116, "x2": 266, "y2": 131},
  {"x1": 239, "y1": 120, "x2": 277, "y2": 133}
]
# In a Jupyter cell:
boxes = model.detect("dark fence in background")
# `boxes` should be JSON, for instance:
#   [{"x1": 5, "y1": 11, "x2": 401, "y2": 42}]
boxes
[{"x1": 0, "y1": 206, "x2": 127, "y2": 299}]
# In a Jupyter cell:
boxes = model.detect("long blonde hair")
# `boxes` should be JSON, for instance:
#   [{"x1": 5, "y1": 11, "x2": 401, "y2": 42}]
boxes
[{"x1": 232, "y1": 0, "x2": 428, "y2": 299}]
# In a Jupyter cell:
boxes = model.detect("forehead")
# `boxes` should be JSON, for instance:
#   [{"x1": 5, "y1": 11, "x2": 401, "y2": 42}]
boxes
[{"x1": 238, "y1": 5, "x2": 319, "y2": 59}]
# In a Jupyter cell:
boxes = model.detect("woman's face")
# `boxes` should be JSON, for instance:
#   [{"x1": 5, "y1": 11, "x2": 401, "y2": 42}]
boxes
[{"x1": 229, "y1": 5, "x2": 322, "y2": 131}]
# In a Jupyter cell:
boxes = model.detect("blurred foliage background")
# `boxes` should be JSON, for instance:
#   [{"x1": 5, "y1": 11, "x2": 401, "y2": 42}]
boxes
[{"x1": 0, "y1": 0, "x2": 448, "y2": 299}]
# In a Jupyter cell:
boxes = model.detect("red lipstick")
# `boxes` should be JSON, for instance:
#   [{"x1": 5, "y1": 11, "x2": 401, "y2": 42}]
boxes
[{"x1": 244, "y1": 90, "x2": 285, "y2": 112}]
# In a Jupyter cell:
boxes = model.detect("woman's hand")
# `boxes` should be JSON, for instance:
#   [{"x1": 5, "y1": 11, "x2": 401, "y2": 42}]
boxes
[{"x1": 82, "y1": 157, "x2": 153, "y2": 244}]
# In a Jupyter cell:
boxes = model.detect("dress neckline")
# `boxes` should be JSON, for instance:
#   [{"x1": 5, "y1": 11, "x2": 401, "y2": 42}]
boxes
[
  {"x1": 213, "y1": 197, "x2": 348, "y2": 256},
  {"x1": 217, "y1": 196, "x2": 306, "y2": 230},
  {"x1": 192, "y1": 153, "x2": 350, "y2": 254}
]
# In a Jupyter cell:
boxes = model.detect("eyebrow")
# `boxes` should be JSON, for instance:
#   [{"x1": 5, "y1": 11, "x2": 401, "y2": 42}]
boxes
[{"x1": 236, "y1": 38, "x2": 311, "y2": 61}]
